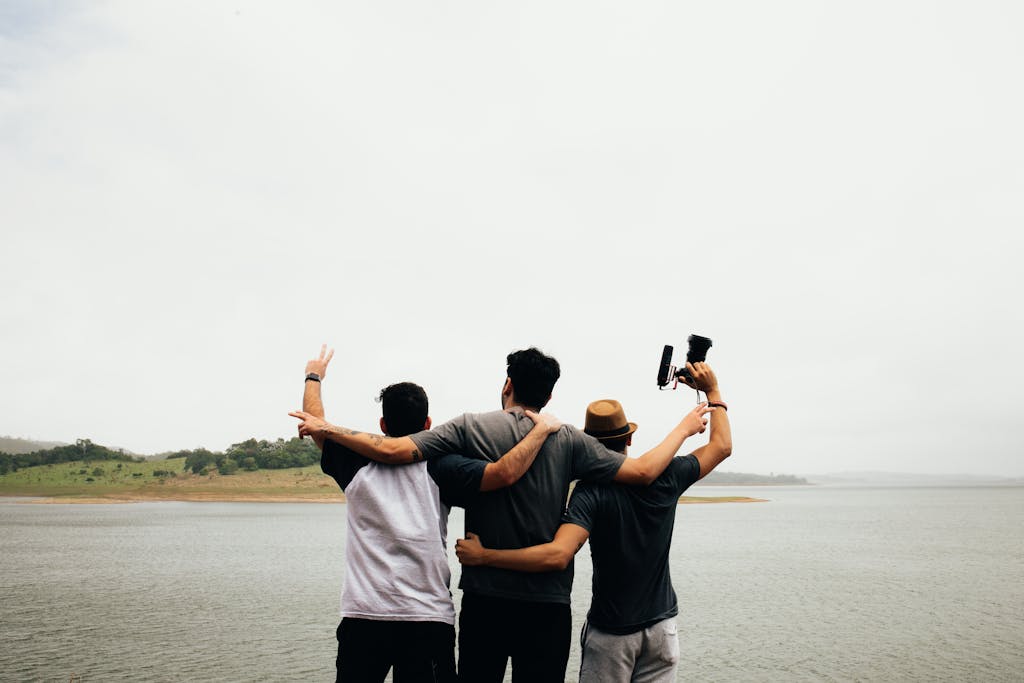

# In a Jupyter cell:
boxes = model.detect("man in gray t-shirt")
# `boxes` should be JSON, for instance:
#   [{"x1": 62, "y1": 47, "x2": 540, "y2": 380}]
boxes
[{"x1": 291, "y1": 347, "x2": 710, "y2": 683}]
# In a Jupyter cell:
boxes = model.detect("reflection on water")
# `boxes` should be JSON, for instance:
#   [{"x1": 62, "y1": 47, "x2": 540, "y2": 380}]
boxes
[{"x1": 1, "y1": 486, "x2": 1022, "y2": 682}]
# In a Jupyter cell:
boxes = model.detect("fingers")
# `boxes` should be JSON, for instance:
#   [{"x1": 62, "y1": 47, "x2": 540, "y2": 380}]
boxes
[
  {"x1": 325, "y1": 348, "x2": 334, "y2": 364},
  {"x1": 541, "y1": 413, "x2": 562, "y2": 432},
  {"x1": 288, "y1": 411, "x2": 310, "y2": 420},
  {"x1": 318, "y1": 343, "x2": 326, "y2": 360},
  {"x1": 524, "y1": 409, "x2": 538, "y2": 423},
  {"x1": 466, "y1": 532, "x2": 478, "y2": 540}
]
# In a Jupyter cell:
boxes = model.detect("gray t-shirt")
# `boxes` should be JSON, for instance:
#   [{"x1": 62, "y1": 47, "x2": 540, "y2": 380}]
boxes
[
  {"x1": 415, "y1": 408, "x2": 626, "y2": 604},
  {"x1": 563, "y1": 454, "x2": 701, "y2": 633}
]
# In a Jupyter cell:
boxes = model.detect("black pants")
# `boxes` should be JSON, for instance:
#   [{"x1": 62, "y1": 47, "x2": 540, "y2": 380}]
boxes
[
  {"x1": 458, "y1": 592, "x2": 572, "y2": 683},
  {"x1": 336, "y1": 618, "x2": 457, "y2": 683}
]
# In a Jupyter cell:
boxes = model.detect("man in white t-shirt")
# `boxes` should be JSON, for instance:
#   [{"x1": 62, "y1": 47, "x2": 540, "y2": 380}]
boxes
[{"x1": 300, "y1": 345, "x2": 557, "y2": 682}]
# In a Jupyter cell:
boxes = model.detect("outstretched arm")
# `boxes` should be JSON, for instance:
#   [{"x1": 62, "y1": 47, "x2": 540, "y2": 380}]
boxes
[
  {"x1": 455, "y1": 524, "x2": 590, "y2": 572},
  {"x1": 613, "y1": 393, "x2": 714, "y2": 485},
  {"x1": 291, "y1": 410, "x2": 560, "y2": 470},
  {"x1": 684, "y1": 363, "x2": 733, "y2": 479},
  {"x1": 292, "y1": 413, "x2": 423, "y2": 463}
]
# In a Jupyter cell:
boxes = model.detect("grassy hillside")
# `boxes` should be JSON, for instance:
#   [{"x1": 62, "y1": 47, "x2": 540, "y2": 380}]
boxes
[{"x1": 0, "y1": 458, "x2": 343, "y2": 502}]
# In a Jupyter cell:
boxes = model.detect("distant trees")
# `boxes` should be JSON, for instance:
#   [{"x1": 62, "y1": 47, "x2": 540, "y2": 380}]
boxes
[
  {"x1": 0, "y1": 436, "x2": 320, "y2": 477},
  {"x1": 176, "y1": 438, "x2": 319, "y2": 474},
  {"x1": 0, "y1": 439, "x2": 140, "y2": 474}
]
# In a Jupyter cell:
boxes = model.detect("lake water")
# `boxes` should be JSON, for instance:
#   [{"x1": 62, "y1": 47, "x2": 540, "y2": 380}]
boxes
[{"x1": 1, "y1": 485, "x2": 1022, "y2": 682}]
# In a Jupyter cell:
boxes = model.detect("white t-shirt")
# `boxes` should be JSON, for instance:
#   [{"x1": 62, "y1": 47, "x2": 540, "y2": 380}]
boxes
[{"x1": 336, "y1": 458, "x2": 455, "y2": 625}]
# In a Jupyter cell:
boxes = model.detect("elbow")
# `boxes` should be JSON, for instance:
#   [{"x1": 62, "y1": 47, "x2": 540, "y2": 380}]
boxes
[
  {"x1": 719, "y1": 440, "x2": 733, "y2": 460},
  {"x1": 495, "y1": 467, "x2": 517, "y2": 489},
  {"x1": 480, "y1": 464, "x2": 517, "y2": 492},
  {"x1": 619, "y1": 460, "x2": 656, "y2": 486},
  {"x1": 378, "y1": 440, "x2": 407, "y2": 465},
  {"x1": 635, "y1": 463, "x2": 657, "y2": 486},
  {"x1": 542, "y1": 549, "x2": 573, "y2": 572}
]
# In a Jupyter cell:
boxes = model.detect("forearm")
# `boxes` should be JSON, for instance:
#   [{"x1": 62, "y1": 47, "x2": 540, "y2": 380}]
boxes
[
  {"x1": 692, "y1": 386, "x2": 733, "y2": 478},
  {"x1": 317, "y1": 424, "x2": 421, "y2": 464},
  {"x1": 476, "y1": 543, "x2": 572, "y2": 572},
  {"x1": 622, "y1": 422, "x2": 691, "y2": 485},
  {"x1": 303, "y1": 380, "x2": 326, "y2": 448},
  {"x1": 479, "y1": 424, "x2": 549, "y2": 491},
  {"x1": 705, "y1": 388, "x2": 732, "y2": 454}
]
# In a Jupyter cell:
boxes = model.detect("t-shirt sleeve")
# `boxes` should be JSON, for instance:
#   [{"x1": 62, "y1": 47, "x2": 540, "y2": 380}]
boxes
[
  {"x1": 409, "y1": 414, "x2": 467, "y2": 461},
  {"x1": 562, "y1": 482, "x2": 601, "y2": 532},
  {"x1": 320, "y1": 439, "x2": 370, "y2": 491},
  {"x1": 427, "y1": 454, "x2": 487, "y2": 509},
  {"x1": 670, "y1": 454, "x2": 702, "y2": 495},
  {"x1": 569, "y1": 427, "x2": 627, "y2": 483}
]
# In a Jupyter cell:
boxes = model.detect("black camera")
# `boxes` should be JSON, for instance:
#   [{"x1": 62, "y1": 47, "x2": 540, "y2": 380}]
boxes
[{"x1": 657, "y1": 335, "x2": 712, "y2": 389}]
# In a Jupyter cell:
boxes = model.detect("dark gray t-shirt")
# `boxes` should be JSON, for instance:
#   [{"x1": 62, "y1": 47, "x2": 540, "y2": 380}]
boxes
[
  {"x1": 563, "y1": 454, "x2": 701, "y2": 633},
  {"x1": 415, "y1": 408, "x2": 626, "y2": 604}
]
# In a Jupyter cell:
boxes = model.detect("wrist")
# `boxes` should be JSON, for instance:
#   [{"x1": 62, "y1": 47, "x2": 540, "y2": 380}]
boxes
[
  {"x1": 305, "y1": 372, "x2": 322, "y2": 383},
  {"x1": 704, "y1": 388, "x2": 722, "y2": 400}
]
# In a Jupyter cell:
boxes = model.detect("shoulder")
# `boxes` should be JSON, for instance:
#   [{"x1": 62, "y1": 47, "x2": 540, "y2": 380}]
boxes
[{"x1": 656, "y1": 454, "x2": 701, "y2": 491}]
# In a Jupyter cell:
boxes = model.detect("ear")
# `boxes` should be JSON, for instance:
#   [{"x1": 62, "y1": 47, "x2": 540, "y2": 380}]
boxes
[
  {"x1": 626, "y1": 435, "x2": 633, "y2": 447},
  {"x1": 423, "y1": 416, "x2": 432, "y2": 431},
  {"x1": 502, "y1": 377, "x2": 513, "y2": 398},
  {"x1": 379, "y1": 417, "x2": 388, "y2": 436}
]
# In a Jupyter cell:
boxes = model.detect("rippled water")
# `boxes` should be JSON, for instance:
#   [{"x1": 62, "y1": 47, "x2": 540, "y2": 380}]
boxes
[{"x1": 1, "y1": 485, "x2": 1022, "y2": 682}]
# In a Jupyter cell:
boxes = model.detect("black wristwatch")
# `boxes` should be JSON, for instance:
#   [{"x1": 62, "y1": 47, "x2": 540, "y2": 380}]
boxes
[{"x1": 305, "y1": 373, "x2": 321, "y2": 383}]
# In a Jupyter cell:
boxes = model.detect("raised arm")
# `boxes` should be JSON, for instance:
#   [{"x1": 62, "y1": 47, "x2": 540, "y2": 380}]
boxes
[
  {"x1": 685, "y1": 363, "x2": 733, "y2": 479},
  {"x1": 301, "y1": 344, "x2": 333, "y2": 449},
  {"x1": 455, "y1": 524, "x2": 590, "y2": 573},
  {"x1": 613, "y1": 395, "x2": 714, "y2": 485}
]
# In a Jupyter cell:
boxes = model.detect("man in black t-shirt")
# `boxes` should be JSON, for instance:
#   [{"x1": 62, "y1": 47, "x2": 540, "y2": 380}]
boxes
[{"x1": 456, "y1": 362, "x2": 732, "y2": 683}]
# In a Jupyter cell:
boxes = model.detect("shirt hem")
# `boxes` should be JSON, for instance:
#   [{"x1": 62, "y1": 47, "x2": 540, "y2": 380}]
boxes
[
  {"x1": 586, "y1": 606, "x2": 679, "y2": 635},
  {"x1": 461, "y1": 586, "x2": 571, "y2": 605},
  {"x1": 341, "y1": 610, "x2": 456, "y2": 626}
]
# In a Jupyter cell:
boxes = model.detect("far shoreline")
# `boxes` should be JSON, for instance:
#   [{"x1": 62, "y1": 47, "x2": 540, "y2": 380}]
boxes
[{"x1": 4, "y1": 493, "x2": 768, "y2": 505}]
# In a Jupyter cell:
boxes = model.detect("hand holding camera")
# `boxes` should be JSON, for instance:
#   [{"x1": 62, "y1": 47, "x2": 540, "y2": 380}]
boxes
[
  {"x1": 680, "y1": 362, "x2": 718, "y2": 394},
  {"x1": 657, "y1": 334, "x2": 713, "y2": 390}
]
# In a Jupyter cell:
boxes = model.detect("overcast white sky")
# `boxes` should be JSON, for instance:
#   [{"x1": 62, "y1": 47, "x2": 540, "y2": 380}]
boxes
[{"x1": 2, "y1": 1, "x2": 1022, "y2": 476}]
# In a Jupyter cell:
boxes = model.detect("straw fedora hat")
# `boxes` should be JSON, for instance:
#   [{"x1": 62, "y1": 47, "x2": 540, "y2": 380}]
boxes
[{"x1": 583, "y1": 399, "x2": 637, "y2": 441}]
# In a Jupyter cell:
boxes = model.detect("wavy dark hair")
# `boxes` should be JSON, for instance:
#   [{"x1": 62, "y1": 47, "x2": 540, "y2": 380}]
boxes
[
  {"x1": 378, "y1": 382, "x2": 429, "y2": 437},
  {"x1": 506, "y1": 347, "x2": 560, "y2": 409}
]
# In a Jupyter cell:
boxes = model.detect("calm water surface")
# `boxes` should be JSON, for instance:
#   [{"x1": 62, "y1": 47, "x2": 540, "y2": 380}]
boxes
[{"x1": 1, "y1": 485, "x2": 1022, "y2": 682}]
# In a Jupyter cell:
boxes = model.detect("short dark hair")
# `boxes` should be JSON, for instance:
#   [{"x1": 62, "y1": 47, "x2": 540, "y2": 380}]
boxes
[
  {"x1": 506, "y1": 347, "x2": 560, "y2": 409},
  {"x1": 378, "y1": 382, "x2": 429, "y2": 437}
]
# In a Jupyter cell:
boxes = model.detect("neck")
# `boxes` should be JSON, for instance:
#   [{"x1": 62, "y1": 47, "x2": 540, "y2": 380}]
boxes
[{"x1": 503, "y1": 397, "x2": 538, "y2": 412}]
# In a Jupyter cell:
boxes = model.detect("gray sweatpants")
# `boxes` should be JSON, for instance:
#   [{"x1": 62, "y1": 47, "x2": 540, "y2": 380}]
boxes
[{"x1": 578, "y1": 617, "x2": 680, "y2": 682}]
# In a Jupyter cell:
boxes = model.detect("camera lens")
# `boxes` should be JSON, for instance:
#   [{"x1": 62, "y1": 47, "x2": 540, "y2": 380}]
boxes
[{"x1": 686, "y1": 335, "x2": 712, "y2": 364}]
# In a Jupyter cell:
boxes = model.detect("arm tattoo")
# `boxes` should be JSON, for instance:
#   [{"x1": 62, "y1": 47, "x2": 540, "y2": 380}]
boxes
[
  {"x1": 369, "y1": 434, "x2": 384, "y2": 446},
  {"x1": 411, "y1": 449, "x2": 423, "y2": 462}
]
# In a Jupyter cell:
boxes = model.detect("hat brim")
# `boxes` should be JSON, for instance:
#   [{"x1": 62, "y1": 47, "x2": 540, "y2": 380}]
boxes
[{"x1": 587, "y1": 422, "x2": 638, "y2": 441}]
